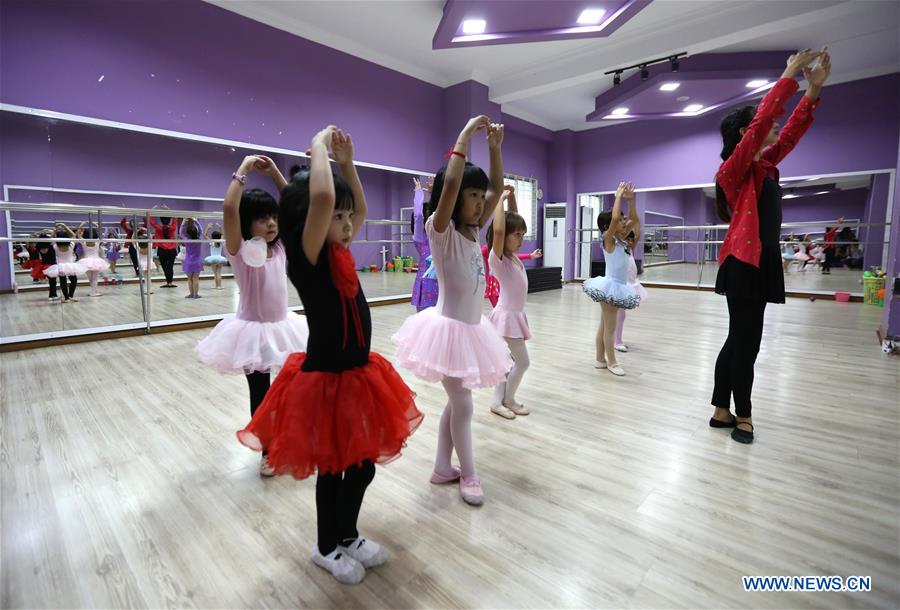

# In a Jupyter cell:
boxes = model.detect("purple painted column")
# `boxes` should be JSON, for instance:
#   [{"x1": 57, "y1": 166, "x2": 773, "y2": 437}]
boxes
[
  {"x1": 881, "y1": 136, "x2": 900, "y2": 336},
  {"x1": 862, "y1": 173, "x2": 891, "y2": 269},
  {"x1": 550, "y1": 130, "x2": 575, "y2": 280}
]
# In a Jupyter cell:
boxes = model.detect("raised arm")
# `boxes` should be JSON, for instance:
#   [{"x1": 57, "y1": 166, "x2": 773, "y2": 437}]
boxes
[
  {"x1": 478, "y1": 122, "x2": 506, "y2": 227},
  {"x1": 256, "y1": 155, "x2": 289, "y2": 194},
  {"x1": 623, "y1": 185, "x2": 640, "y2": 243},
  {"x1": 331, "y1": 129, "x2": 367, "y2": 238},
  {"x1": 491, "y1": 186, "x2": 514, "y2": 258},
  {"x1": 412, "y1": 178, "x2": 426, "y2": 243},
  {"x1": 605, "y1": 182, "x2": 628, "y2": 252},
  {"x1": 223, "y1": 156, "x2": 260, "y2": 256},
  {"x1": 302, "y1": 126, "x2": 338, "y2": 264},
  {"x1": 434, "y1": 115, "x2": 490, "y2": 233}
]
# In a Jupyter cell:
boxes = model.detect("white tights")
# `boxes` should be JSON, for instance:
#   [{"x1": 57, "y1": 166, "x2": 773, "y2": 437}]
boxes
[
  {"x1": 434, "y1": 377, "x2": 476, "y2": 479},
  {"x1": 491, "y1": 338, "x2": 530, "y2": 407}
]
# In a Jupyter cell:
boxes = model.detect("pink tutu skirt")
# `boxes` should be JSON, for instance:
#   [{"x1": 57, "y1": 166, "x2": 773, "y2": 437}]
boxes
[
  {"x1": 391, "y1": 308, "x2": 512, "y2": 389},
  {"x1": 80, "y1": 257, "x2": 110, "y2": 273},
  {"x1": 631, "y1": 282, "x2": 649, "y2": 303},
  {"x1": 196, "y1": 313, "x2": 309, "y2": 374},
  {"x1": 488, "y1": 307, "x2": 531, "y2": 340},
  {"x1": 44, "y1": 262, "x2": 86, "y2": 278}
]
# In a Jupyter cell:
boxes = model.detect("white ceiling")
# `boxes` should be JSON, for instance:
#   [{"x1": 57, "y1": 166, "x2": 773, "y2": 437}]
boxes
[{"x1": 207, "y1": 0, "x2": 900, "y2": 131}]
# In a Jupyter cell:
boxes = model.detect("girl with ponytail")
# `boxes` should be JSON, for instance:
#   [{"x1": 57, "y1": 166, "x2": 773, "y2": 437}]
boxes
[{"x1": 709, "y1": 48, "x2": 830, "y2": 444}]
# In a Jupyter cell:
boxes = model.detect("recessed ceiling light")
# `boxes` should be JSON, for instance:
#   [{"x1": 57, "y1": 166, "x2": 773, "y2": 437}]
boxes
[
  {"x1": 461, "y1": 19, "x2": 486, "y2": 34},
  {"x1": 577, "y1": 8, "x2": 606, "y2": 24},
  {"x1": 746, "y1": 80, "x2": 769, "y2": 88},
  {"x1": 659, "y1": 82, "x2": 680, "y2": 91},
  {"x1": 684, "y1": 104, "x2": 703, "y2": 112},
  {"x1": 782, "y1": 193, "x2": 799, "y2": 199},
  {"x1": 611, "y1": 107, "x2": 629, "y2": 115},
  {"x1": 676, "y1": 95, "x2": 690, "y2": 102},
  {"x1": 815, "y1": 191, "x2": 830, "y2": 195}
]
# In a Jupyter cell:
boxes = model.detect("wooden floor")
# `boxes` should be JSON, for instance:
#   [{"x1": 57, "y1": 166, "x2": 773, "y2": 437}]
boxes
[
  {"x1": 2, "y1": 286, "x2": 898, "y2": 609},
  {"x1": 1, "y1": 272, "x2": 416, "y2": 338},
  {"x1": 639, "y1": 262, "x2": 865, "y2": 294}
]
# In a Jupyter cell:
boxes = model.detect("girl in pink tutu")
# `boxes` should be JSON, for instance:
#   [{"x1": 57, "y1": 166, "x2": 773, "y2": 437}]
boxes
[
  {"x1": 392, "y1": 116, "x2": 512, "y2": 506},
  {"x1": 238, "y1": 126, "x2": 422, "y2": 585},
  {"x1": 487, "y1": 185, "x2": 534, "y2": 420},
  {"x1": 613, "y1": 230, "x2": 648, "y2": 353},
  {"x1": 75, "y1": 221, "x2": 110, "y2": 297},
  {"x1": 45, "y1": 223, "x2": 86, "y2": 303},
  {"x1": 196, "y1": 154, "x2": 308, "y2": 476}
]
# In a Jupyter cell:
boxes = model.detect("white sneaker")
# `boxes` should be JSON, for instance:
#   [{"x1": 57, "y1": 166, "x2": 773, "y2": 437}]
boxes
[
  {"x1": 594, "y1": 360, "x2": 607, "y2": 369},
  {"x1": 259, "y1": 455, "x2": 275, "y2": 477},
  {"x1": 340, "y1": 537, "x2": 388, "y2": 568},
  {"x1": 614, "y1": 344, "x2": 628, "y2": 353},
  {"x1": 608, "y1": 364, "x2": 626, "y2": 376},
  {"x1": 311, "y1": 546, "x2": 365, "y2": 585}
]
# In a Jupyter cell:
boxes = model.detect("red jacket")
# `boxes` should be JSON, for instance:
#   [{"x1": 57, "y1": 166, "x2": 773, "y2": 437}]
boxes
[
  {"x1": 716, "y1": 78, "x2": 820, "y2": 267},
  {"x1": 150, "y1": 217, "x2": 179, "y2": 250}
]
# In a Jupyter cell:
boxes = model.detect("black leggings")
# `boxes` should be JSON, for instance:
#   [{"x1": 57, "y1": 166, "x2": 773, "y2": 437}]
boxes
[
  {"x1": 245, "y1": 371, "x2": 271, "y2": 418},
  {"x1": 316, "y1": 461, "x2": 376, "y2": 555},
  {"x1": 128, "y1": 244, "x2": 139, "y2": 274},
  {"x1": 712, "y1": 295, "x2": 767, "y2": 418},
  {"x1": 59, "y1": 276, "x2": 78, "y2": 300},
  {"x1": 823, "y1": 248, "x2": 835, "y2": 272},
  {"x1": 158, "y1": 248, "x2": 177, "y2": 284},
  {"x1": 48, "y1": 277, "x2": 57, "y2": 299}
]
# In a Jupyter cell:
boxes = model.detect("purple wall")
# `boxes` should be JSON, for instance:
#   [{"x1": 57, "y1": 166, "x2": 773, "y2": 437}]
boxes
[
  {"x1": 861, "y1": 174, "x2": 891, "y2": 268},
  {"x1": 0, "y1": 0, "x2": 444, "y2": 173}
]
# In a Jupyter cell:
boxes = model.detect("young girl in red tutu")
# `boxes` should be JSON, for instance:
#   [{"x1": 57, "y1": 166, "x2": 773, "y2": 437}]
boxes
[{"x1": 237, "y1": 126, "x2": 423, "y2": 585}]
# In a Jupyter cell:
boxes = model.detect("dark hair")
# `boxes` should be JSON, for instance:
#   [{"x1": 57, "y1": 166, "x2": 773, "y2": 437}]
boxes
[
  {"x1": 36, "y1": 241, "x2": 50, "y2": 251},
  {"x1": 185, "y1": 221, "x2": 200, "y2": 240},
  {"x1": 430, "y1": 162, "x2": 489, "y2": 227},
  {"x1": 239, "y1": 188, "x2": 279, "y2": 242},
  {"x1": 487, "y1": 211, "x2": 528, "y2": 247},
  {"x1": 597, "y1": 210, "x2": 613, "y2": 232},
  {"x1": 211, "y1": 230, "x2": 222, "y2": 240},
  {"x1": 83, "y1": 227, "x2": 99, "y2": 240},
  {"x1": 160, "y1": 216, "x2": 171, "y2": 226},
  {"x1": 55, "y1": 230, "x2": 72, "y2": 247},
  {"x1": 279, "y1": 167, "x2": 355, "y2": 287},
  {"x1": 714, "y1": 105, "x2": 757, "y2": 222},
  {"x1": 289, "y1": 164, "x2": 303, "y2": 180}
]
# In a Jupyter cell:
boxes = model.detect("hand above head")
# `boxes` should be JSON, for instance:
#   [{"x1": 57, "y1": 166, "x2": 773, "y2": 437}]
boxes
[
  {"x1": 312, "y1": 125, "x2": 337, "y2": 149},
  {"x1": 803, "y1": 48, "x2": 831, "y2": 87},
  {"x1": 460, "y1": 115, "x2": 490, "y2": 143},
  {"x1": 331, "y1": 129, "x2": 354, "y2": 165},
  {"x1": 413, "y1": 177, "x2": 421, "y2": 191},
  {"x1": 426, "y1": 176, "x2": 434, "y2": 192},
  {"x1": 254, "y1": 155, "x2": 281, "y2": 177},
  {"x1": 615, "y1": 181, "x2": 629, "y2": 199},
  {"x1": 782, "y1": 48, "x2": 822, "y2": 79},
  {"x1": 622, "y1": 182, "x2": 636, "y2": 200},
  {"x1": 487, "y1": 122, "x2": 505, "y2": 150}
]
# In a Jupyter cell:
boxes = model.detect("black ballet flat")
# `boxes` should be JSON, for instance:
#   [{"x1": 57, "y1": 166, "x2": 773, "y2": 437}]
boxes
[
  {"x1": 731, "y1": 423, "x2": 755, "y2": 444},
  {"x1": 709, "y1": 415, "x2": 737, "y2": 428}
]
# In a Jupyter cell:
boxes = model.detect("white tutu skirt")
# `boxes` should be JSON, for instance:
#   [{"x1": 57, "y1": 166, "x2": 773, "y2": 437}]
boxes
[
  {"x1": 583, "y1": 276, "x2": 641, "y2": 309},
  {"x1": 488, "y1": 307, "x2": 531, "y2": 340},
  {"x1": 80, "y1": 257, "x2": 110, "y2": 273},
  {"x1": 204, "y1": 255, "x2": 228, "y2": 265},
  {"x1": 391, "y1": 308, "x2": 512, "y2": 389},
  {"x1": 195, "y1": 313, "x2": 309, "y2": 375},
  {"x1": 44, "y1": 262, "x2": 86, "y2": 278},
  {"x1": 794, "y1": 253, "x2": 810, "y2": 262}
]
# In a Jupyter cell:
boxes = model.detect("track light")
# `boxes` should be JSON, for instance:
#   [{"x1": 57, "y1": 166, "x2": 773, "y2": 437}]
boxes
[
  {"x1": 670, "y1": 56, "x2": 680, "y2": 72},
  {"x1": 613, "y1": 71, "x2": 621, "y2": 86},
  {"x1": 640, "y1": 65, "x2": 649, "y2": 81}
]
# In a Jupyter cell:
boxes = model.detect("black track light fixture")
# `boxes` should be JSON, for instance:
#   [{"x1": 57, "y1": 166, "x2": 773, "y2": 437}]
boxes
[
  {"x1": 613, "y1": 71, "x2": 621, "y2": 86},
  {"x1": 640, "y1": 65, "x2": 649, "y2": 81},
  {"x1": 670, "y1": 56, "x2": 680, "y2": 72}
]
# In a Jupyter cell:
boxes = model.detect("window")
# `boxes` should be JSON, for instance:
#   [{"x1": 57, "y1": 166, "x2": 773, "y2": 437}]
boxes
[{"x1": 502, "y1": 175, "x2": 538, "y2": 240}]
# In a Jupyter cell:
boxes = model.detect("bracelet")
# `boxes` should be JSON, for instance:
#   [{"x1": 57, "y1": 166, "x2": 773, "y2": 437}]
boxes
[
  {"x1": 232, "y1": 172, "x2": 247, "y2": 185},
  {"x1": 450, "y1": 150, "x2": 466, "y2": 160}
]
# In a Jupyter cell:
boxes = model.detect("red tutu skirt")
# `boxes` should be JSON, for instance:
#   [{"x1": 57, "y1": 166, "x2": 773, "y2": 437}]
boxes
[{"x1": 236, "y1": 351, "x2": 423, "y2": 479}]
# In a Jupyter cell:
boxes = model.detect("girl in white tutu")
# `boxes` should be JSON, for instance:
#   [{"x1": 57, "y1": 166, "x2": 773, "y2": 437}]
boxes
[
  {"x1": 45, "y1": 223, "x2": 86, "y2": 303},
  {"x1": 613, "y1": 230, "x2": 648, "y2": 353},
  {"x1": 75, "y1": 221, "x2": 110, "y2": 297},
  {"x1": 203, "y1": 222, "x2": 228, "y2": 289},
  {"x1": 486, "y1": 185, "x2": 533, "y2": 420},
  {"x1": 583, "y1": 182, "x2": 641, "y2": 376},
  {"x1": 392, "y1": 115, "x2": 512, "y2": 506},
  {"x1": 196, "y1": 154, "x2": 308, "y2": 476}
]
